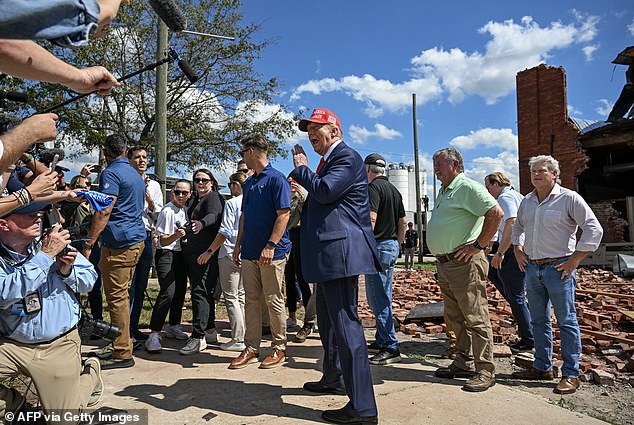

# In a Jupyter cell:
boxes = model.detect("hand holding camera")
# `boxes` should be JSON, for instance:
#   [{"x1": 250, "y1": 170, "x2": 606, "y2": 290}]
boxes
[{"x1": 42, "y1": 225, "x2": 72, "y2": 258}]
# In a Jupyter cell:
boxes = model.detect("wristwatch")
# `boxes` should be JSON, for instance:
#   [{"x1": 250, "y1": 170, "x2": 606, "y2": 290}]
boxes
[
  {"x1": 495, "y1": 251, "x2": 505, "y2": 257},
  {"x1": 84, "y1": 241, "x2": 94, "y2": 250},
  {"x1": 472, "y1": 240, "x2": 487, "y2": 250},
  {"x1": 266, "y1": 240, "x2": 277, "y2": 248}
]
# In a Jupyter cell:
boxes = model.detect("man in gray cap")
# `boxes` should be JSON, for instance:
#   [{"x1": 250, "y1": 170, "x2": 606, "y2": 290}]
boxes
[{"x1": 364, "y1": 153, "x2": 407, "y2": 365}]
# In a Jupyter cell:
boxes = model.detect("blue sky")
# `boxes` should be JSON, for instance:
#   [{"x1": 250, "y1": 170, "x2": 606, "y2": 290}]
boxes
[{"x1": 236, "y1": 0, "x2": 633, "y2": 193}]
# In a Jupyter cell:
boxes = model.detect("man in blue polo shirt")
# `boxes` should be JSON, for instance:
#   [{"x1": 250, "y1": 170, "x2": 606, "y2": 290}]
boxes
[
  {"x1": 84, "y1": 134, "x2": 146, "y2": 370},
  {"x1": 230, "y1": 134, "x2": 291, "y2": 370}
]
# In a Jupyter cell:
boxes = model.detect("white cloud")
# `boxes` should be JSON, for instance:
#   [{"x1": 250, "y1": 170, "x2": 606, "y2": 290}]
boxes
[
  {"x1": 464, "y1": 150, "x2": 521, "y2": 190},
  {"x1": 291, "y1": 74, "x2": 442, "y2": 116},
  {"x1": 582, "y1": 44, "x2": 599, "y2": 61},
  {"x1": 449, "y1": 128, "x2": 518, "y2": 152},
  {"x1": 595, "y1": 99, "x2": 614, "y2": 117},
  {"x1": 348, "y1": 123, "x2": 402, "y2": 145},
  {"x1": 235, "y1": 100, "x2": 303, "y2": 146},
  {"x1": 291, "y1": 14, "x2": 599, "y2": 114},
  {"x1": 568, "y1": 104, "x2": 583, "y2": 116},
  {"x1": 628, "y1": 17, "x2": 634, "y2": 36}
]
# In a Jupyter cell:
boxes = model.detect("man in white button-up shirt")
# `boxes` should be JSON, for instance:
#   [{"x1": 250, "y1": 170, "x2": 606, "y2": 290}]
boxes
[{"x1": 511, "y1": 155, "x2": 603, "y2": 395}]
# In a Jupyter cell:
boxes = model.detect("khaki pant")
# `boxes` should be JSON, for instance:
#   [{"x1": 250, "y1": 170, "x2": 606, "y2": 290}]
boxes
[
  {"x1": 99, "y1": 241, "x2": 144, "y2": 359},
  {"x1": 0, "y1": 330, "x2": 99, "y2": 423},
  {"x1": 242, "y1": 259, "x2": 287, "y2": 351},
  {"x1": 437, "y1": 251, "x2": 495, "y2": 374}
]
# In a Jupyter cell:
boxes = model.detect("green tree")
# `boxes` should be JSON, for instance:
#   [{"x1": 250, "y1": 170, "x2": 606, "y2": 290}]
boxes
[{"x1": 14, "y1": 0, "x2": 296, "y2": 170}]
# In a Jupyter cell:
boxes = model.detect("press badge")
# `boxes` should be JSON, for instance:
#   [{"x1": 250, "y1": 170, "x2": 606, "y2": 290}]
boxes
[{"x1": 23, "y1": 292, "x2": 42, "y2": 314}]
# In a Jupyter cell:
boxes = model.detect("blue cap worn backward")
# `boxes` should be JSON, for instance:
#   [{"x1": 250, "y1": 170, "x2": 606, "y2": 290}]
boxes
[{"x1": 0, "y1": 201, "x2": 50, "y2": 219}]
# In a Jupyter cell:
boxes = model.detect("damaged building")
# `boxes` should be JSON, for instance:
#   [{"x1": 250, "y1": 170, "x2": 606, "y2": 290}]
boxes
[{"x1": 516, "y1": 64, "x2": 634, "y2": 265}]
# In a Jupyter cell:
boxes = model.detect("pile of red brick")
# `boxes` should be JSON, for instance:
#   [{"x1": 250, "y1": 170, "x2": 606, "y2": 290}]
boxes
[{"x1": 358, "y1": 267, "x2": 634, "y2": 385}]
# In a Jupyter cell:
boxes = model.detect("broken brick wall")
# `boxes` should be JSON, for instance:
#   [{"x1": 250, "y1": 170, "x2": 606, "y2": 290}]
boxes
[
  {"x1": 516, "y1": 64, "x2": 589, "y2": 194},
  {"x1": 589, "y1": 201, "x2": 627, "y2": 243}
]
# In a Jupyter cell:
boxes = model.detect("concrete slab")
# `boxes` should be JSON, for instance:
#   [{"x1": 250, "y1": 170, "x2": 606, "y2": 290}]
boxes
[{"x1": 90, "y1": 328, "x2": 604, "y2": 425}]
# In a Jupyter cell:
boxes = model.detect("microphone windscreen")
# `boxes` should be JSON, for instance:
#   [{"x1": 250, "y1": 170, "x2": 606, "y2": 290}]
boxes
[
  {"x1": 148, "y1": 0, "x2": 187, "y2": 32},
  {"x1": 178, "y1": 59, "x2": 199, "y2": 83}
]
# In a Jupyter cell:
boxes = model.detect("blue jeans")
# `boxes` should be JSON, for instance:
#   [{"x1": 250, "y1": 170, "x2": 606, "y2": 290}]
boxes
[
  {"x1": 129, "y1": 233, "x2": 154, "y2": 333},
  {"x1": 525, "y1": 258, "x2": 581, "y2": 377},
  {"x1": 364, "y1": 239, "x2": 399, "y2": 351},
  {"x1": 488, "y1": 250, "x2": 534, "y2": 346}
]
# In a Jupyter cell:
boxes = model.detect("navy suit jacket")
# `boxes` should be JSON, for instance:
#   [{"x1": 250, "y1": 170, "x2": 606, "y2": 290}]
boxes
[{"x1": 290, "y1": 142, "x2": 381, "y2": 282}]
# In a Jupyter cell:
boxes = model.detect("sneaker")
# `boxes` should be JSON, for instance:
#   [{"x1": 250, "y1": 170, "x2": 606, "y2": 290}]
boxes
[
  {"x1": 511, "y1": 366, "x2": 554, "y2": 380},
  {"x1": 164, "y1": 325, "x2": 188, "y2": 340},
  {"x1": 205, "y1": 329, "x2": 218, "y2": 343},
  {"x1": 286, "y1": 317, "x2": 299, "y2": 330},
  {"x1": 180, "y1": 337, "x2": 207, "y2": 355},
  {"x1": 83, "y1": 357, "x2": 103, "y2": 407},
  {"x1": 220, "y1": 341, "x2": 246, "y2": 352},
  {"x1": 508, "y1": 340, "x2": 535, "y2": 354},
  {"x1": 145, "y1": 333, "x2": 162, "y2": 353},
  {"x1": 463, "y1": 370, "x2": 496, "y2": 392},
  {"x1": 294, "y1": 323, "x2": 314, "y2": 343},
  {"x1": 367, "y1": 341, "x2": 382, "y2": 354},
  {"x1": 369, "y1": 348, "x2": 402, "y2": 365}
]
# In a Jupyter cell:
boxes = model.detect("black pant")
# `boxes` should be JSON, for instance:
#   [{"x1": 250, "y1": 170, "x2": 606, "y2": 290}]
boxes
[
  {"x1": 183, "y1": 249, "x2": 219, "y2": 338},
  {"x1": 149, "y1": 249, "x2": 188, "y2": 332},
  {"x1": 284, "y1": 227, "x2": 312, "y2": 313}
]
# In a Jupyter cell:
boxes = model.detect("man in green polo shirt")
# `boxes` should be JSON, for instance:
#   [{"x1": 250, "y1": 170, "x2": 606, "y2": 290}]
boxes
[{"x1": 427, "y1": 147, "x2": 502, "y2": 392}]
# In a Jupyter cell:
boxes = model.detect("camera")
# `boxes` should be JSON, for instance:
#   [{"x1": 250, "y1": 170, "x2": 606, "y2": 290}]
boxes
[{"x1": 80, "y1": 313, "x2": 121, "y2": 341}]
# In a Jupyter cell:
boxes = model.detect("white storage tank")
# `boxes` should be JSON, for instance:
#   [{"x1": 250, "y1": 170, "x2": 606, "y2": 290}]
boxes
[{"x1": 387, "y1": 165, "x2": 409, "y2": 212}]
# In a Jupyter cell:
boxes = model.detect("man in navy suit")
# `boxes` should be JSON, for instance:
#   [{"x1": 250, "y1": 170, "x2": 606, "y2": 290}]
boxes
[{"x1": 291, "y1": 108, "x2": 379, "y2": 425}]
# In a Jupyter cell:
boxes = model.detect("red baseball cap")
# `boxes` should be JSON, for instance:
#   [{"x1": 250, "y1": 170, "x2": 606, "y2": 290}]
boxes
[{"x1": 298, "y1": 108, "x2": 341, "y2": 132}]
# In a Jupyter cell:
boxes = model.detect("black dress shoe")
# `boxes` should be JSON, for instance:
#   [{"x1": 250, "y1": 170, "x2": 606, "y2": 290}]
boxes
[
  {"x1": 132, "y1": 330, "x2": 149, "y2": 341},
  {"x1": 369, "y1": 348, "x2": 401, "y2": 365},
  {"x1": 366, "y1": 341, "x2": 381, "y2": 354},
  {"x1": 321, "y1": 406, "x2": 378, "y2": 424},
  {"x1": 303, "y1": 381, "x2": 347, "y2": 395},
  {"x1": 100, "y1": 357, "x2": 135, "y2": 370}
]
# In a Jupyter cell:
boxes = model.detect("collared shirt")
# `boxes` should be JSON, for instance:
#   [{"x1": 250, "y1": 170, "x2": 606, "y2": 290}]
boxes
[
  {"x1": 143, "y1": 178, "x2": 164, "y2": 231},
  {"x1": 217, "y1": 195, "x2": 242, "y2": 259},
  {"x1": 155, "y1": 202, "x2": 188, "y2": 251},
  {"x1": 0, "y1": 242, "x2": 97, "y2": 344},
  {"x1": 99, "y1": 158, "x2": 146, "y2": 248},
  {"x1": 241, "y1": 164, "x2": 291, "y2": 261},
  {"x1": 496, "y1": 186, "x2": 524, "y2": 242},
  {"x1": 0, "y1": 0, "x2": 99, "y2": 48},
  {"x1": 323, "y1": 139, "x2": 343, "y2": 162},
  {"x1": 512, "y1": 184, "x2": 603, "y2": 259},
  {"x1": 426, "y1": 173, "x2": 498, "y2": 255}
]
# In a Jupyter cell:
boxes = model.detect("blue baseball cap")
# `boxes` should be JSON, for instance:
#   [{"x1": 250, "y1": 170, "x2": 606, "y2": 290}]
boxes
[{"x1": 0, "y1": 201, "x2": 50, "y2": 219}]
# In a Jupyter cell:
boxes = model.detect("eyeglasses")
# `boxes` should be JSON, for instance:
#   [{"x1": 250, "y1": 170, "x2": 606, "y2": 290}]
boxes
[
  {"x1": 194, "y1": 178, "x2": 211, "y2": 184},
  {"x1": 173, "y1": 190, "x2": 190, "y2": 196}
]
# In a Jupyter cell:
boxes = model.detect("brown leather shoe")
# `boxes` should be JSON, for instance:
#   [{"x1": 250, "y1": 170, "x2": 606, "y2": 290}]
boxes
[
  {"x1": 553, "y1": 377, "x2": 580, "y2": 394},
  {"x1": 228, "y1": 348, "x2": 258, "y2": 370},
  {"x1": 259, "y1": 348, "x2": 285, "y2": 369},
  {"x1": 511, "y1": 366, "x2": 553, "y2": 380}
]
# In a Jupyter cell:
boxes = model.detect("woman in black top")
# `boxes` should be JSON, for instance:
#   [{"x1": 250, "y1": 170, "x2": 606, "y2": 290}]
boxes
[{"x1": 179, "y1": 168, "x2": 225, "y2": 355}]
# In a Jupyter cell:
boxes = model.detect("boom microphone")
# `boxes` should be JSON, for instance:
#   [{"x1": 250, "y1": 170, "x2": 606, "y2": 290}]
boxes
[
  {"x1": 177, "y1": 58, "x2": 199, "y2": 83},
  {"x1": 0, "y1": 91, "x2": 28, "y2": 103},
  {"x1": 148, "y1": 0, "x2": 187, "y2": 32}
]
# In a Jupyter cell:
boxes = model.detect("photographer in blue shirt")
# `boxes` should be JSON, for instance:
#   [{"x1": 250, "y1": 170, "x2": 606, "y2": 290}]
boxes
[{"x1": 0, "y1": 201, "x2": 102, "y2": 420}]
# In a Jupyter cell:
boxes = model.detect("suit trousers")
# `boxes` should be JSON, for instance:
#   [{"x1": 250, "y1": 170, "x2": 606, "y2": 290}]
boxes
[
  {"x1": 437, "y1": 251, "x2": 495, "y2": 374},
  {"x1": 100, "y1": 241, "x2": 144, "y2": 360},
  {"x1": 0, "y1": 330, "x2": 100, "y2": 423},
  {"x1": 242, "y1": 259, "x2": 287, "y2": 351},
  {"x1": 317, "y1": 276, "x2": 377, "y2": 417}
]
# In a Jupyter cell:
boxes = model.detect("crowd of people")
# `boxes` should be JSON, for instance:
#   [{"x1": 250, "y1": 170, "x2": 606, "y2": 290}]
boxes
[{"x1": 0, "y1": 3, "x2": 607, "y2": 423}]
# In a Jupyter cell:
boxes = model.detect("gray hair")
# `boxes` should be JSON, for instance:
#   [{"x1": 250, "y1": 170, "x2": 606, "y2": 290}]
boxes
[
  {"x1": 367, "y1": 164, "x2": 385, "y2": 175},
  {"x1": 433, "y1": 147, "x2": 464, "y2": 173},
  {"x1": 528, "y1": 155, "x2": 561, "y2": 184}
]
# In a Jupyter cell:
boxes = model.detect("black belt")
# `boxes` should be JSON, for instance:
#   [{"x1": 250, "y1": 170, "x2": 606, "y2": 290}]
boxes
[{"x1": 39, "y1": 324, "x2": 78, "y2": 345}]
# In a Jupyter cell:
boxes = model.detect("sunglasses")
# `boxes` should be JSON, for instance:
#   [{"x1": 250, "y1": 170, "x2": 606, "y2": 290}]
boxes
[
  {"x1": 237, "y1": 169, "x2": 249, "y2": 174},
  {"x1": 173, "y1": 190, "x2": 190, "y2": 196},
  {"x1": 239, "y1": 147, "x2": 251, "y2": 158},
  {"x1": 194, "y1": 178, "x2": 212, "y2": 184}
]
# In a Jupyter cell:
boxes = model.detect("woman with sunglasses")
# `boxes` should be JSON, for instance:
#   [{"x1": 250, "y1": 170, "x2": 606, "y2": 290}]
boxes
[
  {"x1": 197, "y1": 172, "x2": 247, "y2": 352},
  {"x1": 180, "y1": 168, "x2": 225, "y2": 355}
]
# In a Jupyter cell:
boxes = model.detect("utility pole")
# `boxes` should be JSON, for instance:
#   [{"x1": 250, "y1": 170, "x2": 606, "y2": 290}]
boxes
[
  {"x1": 412, "y1": 93, "x2": 424, "y2": 264},
  {"x1": 155, "y1": 19, "x2": 168, "y2": 200}
]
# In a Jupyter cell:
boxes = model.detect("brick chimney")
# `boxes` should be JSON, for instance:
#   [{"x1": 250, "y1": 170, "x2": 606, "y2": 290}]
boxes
[{"x1": 516, "y1": 64, "x2": 589, "y2": 194}]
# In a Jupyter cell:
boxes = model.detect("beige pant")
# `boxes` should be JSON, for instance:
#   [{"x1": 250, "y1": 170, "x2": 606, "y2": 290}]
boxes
[
  {"x1": 99, "y1": 241, "x2": 144, "y2": 359},
  {"x1": 218, "y1": 256, "x2": 245, "y2": 342},
  {"x1": 242, "y1": 259, "x2": 287, "y2": 351},
  {"x1": 437, "y1": 251, "x2": 495, "y2": 374},
  {"x1": 0, "y1": 330, "x2": 99, "y2": 423}
]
